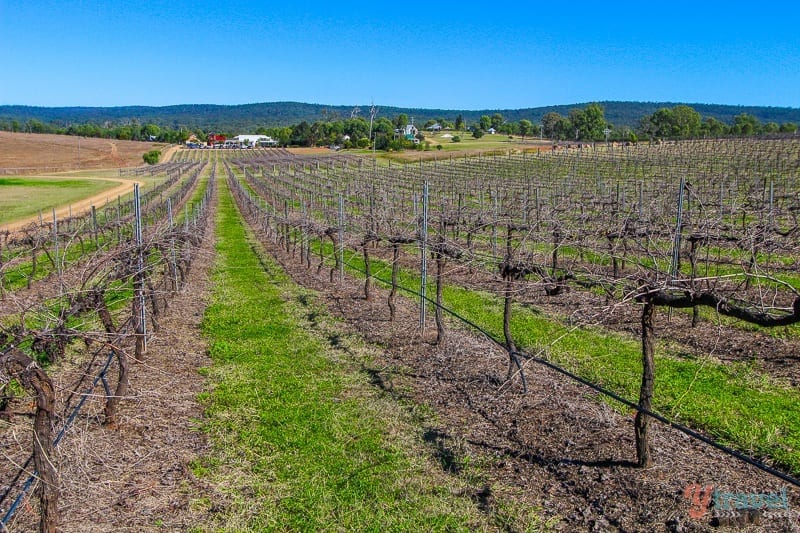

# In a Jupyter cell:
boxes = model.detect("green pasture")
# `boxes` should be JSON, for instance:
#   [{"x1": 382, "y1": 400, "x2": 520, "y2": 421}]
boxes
[
  {"x1": 349, "y1": 133, "x2": 550, "y2": 163},
  {"x1": 0, "y1": 176, "x2": 119, "y2": 226},
  {"x1": 422, "y1": 132, "x2": 547, "y2": 152},
  {"x1": 0, "y1": 171, "x2": 174, "y2": 227}
]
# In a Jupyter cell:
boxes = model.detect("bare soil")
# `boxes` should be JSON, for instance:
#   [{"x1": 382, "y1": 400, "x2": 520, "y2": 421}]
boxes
[{"x1": 0, "y1": 131, "x2": 169, "y2": 174}]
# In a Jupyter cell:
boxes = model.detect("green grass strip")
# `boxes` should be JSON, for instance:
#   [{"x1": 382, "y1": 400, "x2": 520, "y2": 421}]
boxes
[{"x1": 193, "y1": 182, "x2": 516, "y2": 531}]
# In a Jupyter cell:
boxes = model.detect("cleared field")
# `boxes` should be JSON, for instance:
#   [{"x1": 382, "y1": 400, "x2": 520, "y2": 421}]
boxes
[{"x1": 0, "y1": 131, "x2": 169, "y2": 173}]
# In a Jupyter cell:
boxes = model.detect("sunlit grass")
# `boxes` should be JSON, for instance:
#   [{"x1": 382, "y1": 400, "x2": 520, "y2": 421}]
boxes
[{"x1": 193, "y1": 181, "x2": 533, "y2": 530}]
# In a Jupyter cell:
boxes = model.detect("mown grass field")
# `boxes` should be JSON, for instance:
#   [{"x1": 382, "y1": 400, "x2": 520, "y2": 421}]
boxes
[
  {"x1": 0, "y1": 176, "x2": 120, "y2": 225},
  {"x1": 351, "y1": 133, "x2": 552, "y2": 163}
]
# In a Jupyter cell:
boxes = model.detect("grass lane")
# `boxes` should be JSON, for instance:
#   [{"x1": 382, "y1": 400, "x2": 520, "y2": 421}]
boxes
[{"x1": 193, "y1": 180, "x2": 541, "y2": 530}]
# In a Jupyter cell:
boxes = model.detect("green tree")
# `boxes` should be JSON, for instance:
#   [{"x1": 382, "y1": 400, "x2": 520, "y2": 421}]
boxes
[
  {"x1": 394, "y1": 113, "x2": 409, "y2": 129},
  {"x1": 499, "y1": 121, "x2": 517, "y2": 135},
  {"x1": 518, "y1": 119, "x2": 533, "y2": 141},
  {"x1": 542, "y1": 116, "x2": 567, "y2": 140},
  {"x1": 479, "y1": 115, "x2": 491, "y2": 131},
  {"x1": 142, "y1": 123, "x2": 161, "y2": 140},
  {"x1": 779, "y1": 122, "x2": 797, "y2": 134},
  {"x1": 291, "y1": 121, "x2": 312, "y2": 146},
  {"x1": 455, "y1": 114, "x2": 465, "y2": 131},
  {"x1": 142, "y1": 150, "x2": 160, "y2": 165},
  {"x1": 731, "y1": 113, "x2": 760, "y2": 136},
  {"x1": 490, "y1": 113, "x2": 504, "y2": 129},
  {"x1": 114, "y1": 125, "x2": 133, "y2": 140},
  {"x1": 644, "y1": 105, "x2": 701, "y2": 139},
  {"x1": 472, "y1": 128, "x2": 484, "y2": 139},
  {"x1": 700, "y1": 117, "x2": 728, "y2": 137},
  {"x1": 343, "y1": 118, "x2": 369, "y2": 141},
  {"x1": 671, "y1": 105, "x2": 701, "y2": 138},
  {"x1": 569, "y1": 103, "x2": 607, "y2": 141},
  {"x1": 27, "y1": 119, "x2": 48, "y2": 133},
  {"x1": 374, "y1": 133, "x2": 390, "y2": 150},
  {"x1": 373, "y1": 117, "x2": 394, "y2": 136}
]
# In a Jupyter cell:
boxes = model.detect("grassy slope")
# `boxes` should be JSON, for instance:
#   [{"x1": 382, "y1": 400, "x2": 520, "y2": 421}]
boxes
[{"x1": 193, "y1": 182, "x2": 536, "y2": 530}]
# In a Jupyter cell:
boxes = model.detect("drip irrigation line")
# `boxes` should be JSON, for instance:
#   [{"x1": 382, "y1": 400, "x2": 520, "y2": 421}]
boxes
[{"x1": 0, "y1": 455, "x2": 32, "y2": 514}]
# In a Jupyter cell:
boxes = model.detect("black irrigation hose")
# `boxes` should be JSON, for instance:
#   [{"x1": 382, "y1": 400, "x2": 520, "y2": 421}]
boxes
[{"x1": 0, "y1": 352, "x2": 115, "y2": 527}]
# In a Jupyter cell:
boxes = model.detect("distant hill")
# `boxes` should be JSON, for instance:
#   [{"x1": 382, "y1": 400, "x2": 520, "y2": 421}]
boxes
[{"x1": 1, "y1": 101, "x2": 799, "y2": 132}]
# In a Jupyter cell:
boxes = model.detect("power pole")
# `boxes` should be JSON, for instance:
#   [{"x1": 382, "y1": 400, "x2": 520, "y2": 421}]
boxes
[{"x1": 368, "y1": 102, "x2": 378, "y2": 141}]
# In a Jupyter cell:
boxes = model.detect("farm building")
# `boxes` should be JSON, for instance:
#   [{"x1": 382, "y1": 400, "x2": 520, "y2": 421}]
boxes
[
  {"x1": 185, "y1": 134, "x2": 202, "y2": 148},
  {"x1": 399, "y1": 124, "x2": 419, "y2": 141},
  {"x1": 233, "y1": 134, "x2": 279, "y2": 147},
  {"x1": 207, "y1": 133, "x2": 226, "y2": 146}
]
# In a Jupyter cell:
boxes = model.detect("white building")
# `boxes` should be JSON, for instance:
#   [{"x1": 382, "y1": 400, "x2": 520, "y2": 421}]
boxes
[{"x1": 233, "y1": 134, "x2": 279, "y2": 147}]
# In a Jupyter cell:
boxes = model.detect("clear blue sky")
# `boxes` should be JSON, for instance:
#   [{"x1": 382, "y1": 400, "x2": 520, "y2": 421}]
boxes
[{"x1": 1, "y1": 0, "x2": 799, "y2": 110}]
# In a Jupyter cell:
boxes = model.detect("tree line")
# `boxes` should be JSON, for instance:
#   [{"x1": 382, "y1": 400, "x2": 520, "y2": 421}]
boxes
[{"x1": 1, "y1": 104, "x2": 797, "y2": 151}]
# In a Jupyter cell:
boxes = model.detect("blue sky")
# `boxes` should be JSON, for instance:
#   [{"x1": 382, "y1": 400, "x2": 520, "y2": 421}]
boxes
[{"x1": 1, "y1": 0, "x2": 799, "y2": 109}]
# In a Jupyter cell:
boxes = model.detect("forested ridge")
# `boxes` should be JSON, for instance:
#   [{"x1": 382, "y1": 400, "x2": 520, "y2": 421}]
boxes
[{"x1": 2, "y1": 100, "x2": 799, "y2": 132}]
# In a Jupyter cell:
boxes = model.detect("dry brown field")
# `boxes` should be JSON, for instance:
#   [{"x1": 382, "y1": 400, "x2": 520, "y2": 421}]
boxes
[{"x1": 0, "y1": 131, "x2": 170, "y2": 173}]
